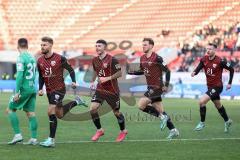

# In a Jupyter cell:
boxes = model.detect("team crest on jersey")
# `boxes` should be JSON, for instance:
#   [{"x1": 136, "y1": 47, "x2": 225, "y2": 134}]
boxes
[
  {"x1": 212, "y1": 63, "x2": 217, "y2": 68},
  {"x1": 103, "y1": 63, "x2": 108, "y2": 68},
  {"x1": 51, "y1": 61, "x2": 56, "y2": 66}
]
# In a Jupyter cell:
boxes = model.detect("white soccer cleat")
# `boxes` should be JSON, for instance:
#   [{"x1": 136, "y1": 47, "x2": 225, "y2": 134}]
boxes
[
  {"x1": 194, "y1": 122, "x2": 205, "y2": 131},
  {"x1": 8, "y1": 134, "x2": 23, "y2": 145},
  {"x1": 224, "y1": 119, "x2": 233, "y2": 133},
  {"x1": 23, "y1": 138, "x2": 38, "y2": 145},
  {"x1": 160, "y1": 115, "x2": 168, "y2": 131},
  {"x1": 167, "y1": 128, "x2": 180, "y2": 139},
  {"x1": 75, "y1": 96, "x2": 88, "y2": 107},
  {"x1": 39, "y1": 137, "x2": 55, "y2": 147}
]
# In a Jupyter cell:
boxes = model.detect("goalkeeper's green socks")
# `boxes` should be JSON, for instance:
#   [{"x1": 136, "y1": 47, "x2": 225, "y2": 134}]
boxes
[
  {"x1": 8, "y1": 111, "x2": 21, "y2": 134},
  {"x1": 29, "y1": 116, "x2": 38, "y2": 138}
]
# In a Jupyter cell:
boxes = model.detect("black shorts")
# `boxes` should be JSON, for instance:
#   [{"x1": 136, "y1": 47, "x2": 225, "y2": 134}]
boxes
[
  {"x1": 47, "y1": 89, "x2": 66, "y2": 105},
  {"x1": 144, "y1": 88, "x2": 162, "y2": 103},
  {"x1": 91, "y1": 91, "x2": 120, "y2": 110},
  {"x1": 205, "y1": 86, "x2": 223, "y2": 101}
]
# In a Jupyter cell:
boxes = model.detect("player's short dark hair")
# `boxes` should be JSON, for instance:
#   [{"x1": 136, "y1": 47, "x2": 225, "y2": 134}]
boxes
[
  {"x1": 41, "y1": 36, "x2": 54, "y2": 45},
  {"x1": 96, "y1": 39, "x2": 107, "y2": 46},
  {"x1": 143, "y1": 38, "x2": 154, "y2": 46},
  {"x1": 18, "y1": 38, "x2": 28, "y2": 48},
  {"x1": 208, "y1": 43, "x2": 217, "y2": 49}
]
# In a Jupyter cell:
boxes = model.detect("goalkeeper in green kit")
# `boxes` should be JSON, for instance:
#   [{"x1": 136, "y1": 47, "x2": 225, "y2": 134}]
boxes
[{"x1": 7, "y1": 38, "x2": 38, "y2": 145}]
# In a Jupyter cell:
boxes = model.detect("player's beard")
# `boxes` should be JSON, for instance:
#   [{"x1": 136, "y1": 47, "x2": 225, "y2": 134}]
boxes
[
  {"x1": 143, "y1": 48, "x2": 150, "y2": 53},
  {"x1": 41, "y1": 49, "x2": 49, "y2": 55}
]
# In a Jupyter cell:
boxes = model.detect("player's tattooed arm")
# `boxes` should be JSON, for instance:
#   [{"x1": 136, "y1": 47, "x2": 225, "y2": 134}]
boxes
[
  {"x1": 110, "y1": 70, "x2": 122, "y2": 80},
  {"x1": 220, "y1": 59, "x2": 234, "y2": 86},
  {"x1": 126, "y1": 63, "x2": 144, "y2": 75},
  {"x1": 192, "y1": 59, "x2": 204, "y2": 76},
  {"x1": 61, "y1": 56, "x2": 76, "y2": 83},
  {"x1": 157, "y1": 56, "x2": 170, "y2": 87}
]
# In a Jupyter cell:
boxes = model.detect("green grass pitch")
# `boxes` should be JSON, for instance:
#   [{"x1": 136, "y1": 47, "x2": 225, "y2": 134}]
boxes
[{"x1": 0, "y1": 92, "x2": 239, "y2": 160}]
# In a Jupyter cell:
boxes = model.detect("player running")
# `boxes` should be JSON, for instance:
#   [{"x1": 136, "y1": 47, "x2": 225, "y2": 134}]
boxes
[
  {"x1": 192, "y1": 43, "x2": 234, "y2": 132},
  {"x1": 90, "y1": 39, "x2": 128, "y2": 142},
  {"x1": 37, "y1": 37, "x2": 87, "y2": 147},
  {"x1": 127, "y1": 38, "x2": 179, "y2": 139}
]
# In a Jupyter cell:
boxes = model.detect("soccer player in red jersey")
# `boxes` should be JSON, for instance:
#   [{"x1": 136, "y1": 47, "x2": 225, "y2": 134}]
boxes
[
  {"x1": 127, "y1": 38, "x2": 179, "y2": 139},
  {"x1": 192, "y1": 43, "x2": 234, "y2": 132},
  {"x1": 37, "y1": 37, "x2": 86, "y2": 147},
  {"x1": 90, "y1": 39, "x2": 127, "y2": 142}
]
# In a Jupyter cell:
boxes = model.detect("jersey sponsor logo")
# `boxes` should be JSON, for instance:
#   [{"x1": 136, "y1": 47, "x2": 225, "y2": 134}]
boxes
[
  {"x1": 51, "y1": 61, "x2": 56, "y2": 66},
  {"x1": 17, "y1": 63, "x2": 24, "y2": 71},
  {"x1": 148, "y1": 61, "x2": 153, "y2": 66},
  {"x1": 212, "y1": 64, "x2": 217, "y2": 68}
]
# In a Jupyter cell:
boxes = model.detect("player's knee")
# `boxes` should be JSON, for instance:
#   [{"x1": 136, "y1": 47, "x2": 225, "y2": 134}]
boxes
[
  {"x1": 47, "y1": 108, "x2": 56, "y2": 116},
  {"x1": 26, "y1": 112, "x2": 35, "y2": 117},
  {"x1": 6, "y1": 108, "x2": 16, "y2": 114},
  {"x1": 55, "y1": 109, "x2": 63, "y2": 119},
  {"x1": 90, "y1": 103, "x2": 99, "y2": 112},
  {"x1": 199, "y1": 100, "x2": 206, "y2": 106},
  {"x1": 113, "y1": 109, "x2": 120, "y2": 116},
  {"x1": 213, "y1": 102, "x2": 221, "y2": 109},
  {"x1": 137, "y1": 100, "x2": 146, "y2": 110}
]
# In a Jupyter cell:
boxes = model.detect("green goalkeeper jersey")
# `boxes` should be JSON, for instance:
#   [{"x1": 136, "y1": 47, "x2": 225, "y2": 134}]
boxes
[{"x1": 16, "y1": 51, "x2": 37, "y2": 94}]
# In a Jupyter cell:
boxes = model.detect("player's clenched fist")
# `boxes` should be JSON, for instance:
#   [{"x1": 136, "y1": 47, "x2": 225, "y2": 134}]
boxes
[{"x1": 38, "y1": 90, "x2": 44, "y2": 96}]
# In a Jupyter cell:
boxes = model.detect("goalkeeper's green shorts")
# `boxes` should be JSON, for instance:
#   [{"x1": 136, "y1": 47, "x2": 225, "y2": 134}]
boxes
[{"x1": 9, "y1": 93, "x2": 36, "y2": 112}]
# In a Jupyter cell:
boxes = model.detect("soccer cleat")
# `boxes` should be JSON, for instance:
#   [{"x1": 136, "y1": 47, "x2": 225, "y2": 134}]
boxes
[
  {"x1": 160, "y1": 115, "x2": 168, "y2": 131},
  {"x1": 23, "y1": 138, "x2": 38, "y2": 145},
  {"x1": 8, "y1": 134, "x2": 23, "y2": 145},
  {"x1": 194, "y1": 122, "x2": 205, "y2": 131},
  {"x1": 167, "y1": 128, "x2": 180, "y2": 139},
  {"x1": 75, "y1": 96, "x2": 88, "y2": 107},
  {"x1": 91, "y1": 129, "x2": 104, "y2": 141},
  {"x1": 224, "y1": 119, "x2": 233, "y2": 133},
  {"x1": 39, "y1": 138, "x2": 55, "y2": 147},
  {"x1": 116, "y1": 130, "x2": 128, "y2": 142}
]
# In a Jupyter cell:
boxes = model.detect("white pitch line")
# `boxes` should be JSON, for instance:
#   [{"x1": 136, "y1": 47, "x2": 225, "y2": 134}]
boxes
[
  {"x1": 1, "y1": 138, "x2": 239, "y2": 145},
  {"x1": 0, "y1": 137, "x2": 240, "y2": 145},
  {"x1": 57, "y1": 137, "x2": 240, "y2": 143}
]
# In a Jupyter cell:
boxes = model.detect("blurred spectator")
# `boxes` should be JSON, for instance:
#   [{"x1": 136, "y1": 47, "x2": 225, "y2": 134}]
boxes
[{"x1": 1, "y1": 73, "x2": 10, "y2": 80}]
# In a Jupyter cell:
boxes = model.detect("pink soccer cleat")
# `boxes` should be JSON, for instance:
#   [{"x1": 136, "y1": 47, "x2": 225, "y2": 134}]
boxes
[
  {"x1": 116, "y1": 130, "x2": 128, "y2": 142},
  {"x1": 91, "y1": 129, "x2": 104, "y2": 141}
]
